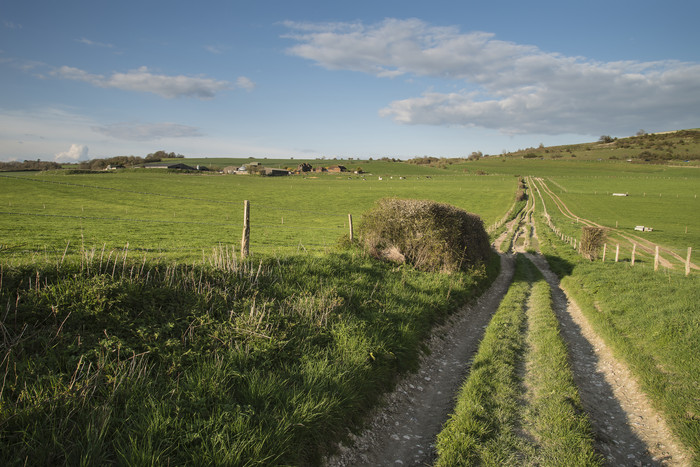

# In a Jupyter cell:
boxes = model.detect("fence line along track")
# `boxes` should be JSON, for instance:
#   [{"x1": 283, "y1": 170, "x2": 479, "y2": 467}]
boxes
[{"x1": 532, "y1": 178, "x2": 696, "y2": 272}]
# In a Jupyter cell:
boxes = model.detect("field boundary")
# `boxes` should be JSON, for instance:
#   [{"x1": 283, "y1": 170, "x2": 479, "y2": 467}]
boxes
[{"x1": 531, "y1": 177, "x2": 696, "y2": 274}]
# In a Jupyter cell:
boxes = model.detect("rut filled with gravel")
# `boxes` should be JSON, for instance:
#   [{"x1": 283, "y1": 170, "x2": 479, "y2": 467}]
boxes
[{"x1": 325, "y1": 252, "x2": 516, "y2": 466}]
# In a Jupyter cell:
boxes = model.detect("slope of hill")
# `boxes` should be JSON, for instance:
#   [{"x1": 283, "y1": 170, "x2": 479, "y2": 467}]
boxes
[{"x1": 502, "y1": 129, "x2": 700, "y2": 162}]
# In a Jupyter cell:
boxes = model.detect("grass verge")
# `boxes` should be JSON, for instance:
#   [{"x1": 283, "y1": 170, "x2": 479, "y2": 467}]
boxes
[
  {"x1": 560, "y1": 266, "x2": 700, "y2": 463},
  {"x1": 435, "y1": 255, "x2": 599, "y2": 465},
  {"x1": 0, "y1": 247, "x2": 498, "y2": 465}
]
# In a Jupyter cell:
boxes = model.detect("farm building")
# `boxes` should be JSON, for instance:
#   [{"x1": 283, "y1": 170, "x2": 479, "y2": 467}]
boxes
[
  {"x1": 612, "y1": 193, "x2": 629, "y2": 197},
  {"x1": 264, "y1": 168, "x2": 290, "y2": 177},
  {"x1": 143, "y1": 162, "x2": 196, "y2": 170},
  {"x1": 327, "y1": 165, "x2": 347, "y2": 173}
]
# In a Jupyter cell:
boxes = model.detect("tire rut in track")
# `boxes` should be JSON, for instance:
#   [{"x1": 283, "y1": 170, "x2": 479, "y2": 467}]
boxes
[
  {"x1": 325, "y1": 252, "x2": 516, "y2": 466},
  {"x1": 518, "y1": 209, "x2": 692, "y2": 466}
]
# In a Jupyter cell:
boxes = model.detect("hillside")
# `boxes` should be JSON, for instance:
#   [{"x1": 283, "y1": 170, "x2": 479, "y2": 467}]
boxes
[{"x1": 501, "y1": 129, "x2": 700, "y2": 162}]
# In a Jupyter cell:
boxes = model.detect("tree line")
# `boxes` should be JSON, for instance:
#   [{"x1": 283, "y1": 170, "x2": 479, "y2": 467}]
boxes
[{"x1": 0, "y1": 151, "x2": 186, "y2": 172}]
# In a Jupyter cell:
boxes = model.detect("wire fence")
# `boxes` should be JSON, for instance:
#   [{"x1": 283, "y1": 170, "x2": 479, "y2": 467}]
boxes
[{"x1": 0, "y1": 174, "x2": 355, "y2": 259}]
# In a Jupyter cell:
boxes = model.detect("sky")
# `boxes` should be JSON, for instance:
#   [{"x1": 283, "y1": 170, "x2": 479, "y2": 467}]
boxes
[{"x1": 1, "y1": 0, "x2": 700, "y2": 162}]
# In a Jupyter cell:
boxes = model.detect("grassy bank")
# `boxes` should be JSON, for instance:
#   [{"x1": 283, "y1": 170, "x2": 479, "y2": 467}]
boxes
[
  {"x1": 0, "y1": 247, "x2": 498, "y2": 465},
  {"x1": 560, "y1": 265, "x2": 700, "y2": 463},
  {"x1": 436, "y1": 255, "x2": 598, "y2": 465}
]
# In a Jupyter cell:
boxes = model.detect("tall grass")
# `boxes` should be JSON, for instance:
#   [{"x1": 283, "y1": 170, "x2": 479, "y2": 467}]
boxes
[{"x1": 0, "y1": 246, "x2": 498, "y2": 465}]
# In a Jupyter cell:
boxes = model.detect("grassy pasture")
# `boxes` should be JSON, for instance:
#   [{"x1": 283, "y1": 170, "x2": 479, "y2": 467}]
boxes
[
  {"x1": 452, "y1": 157, "x2": 699, "y2": 265},
  {"x1": 0, "y1": 168, "x2": 516, "y2": 263},
  {"x1": 548, "y1": 174, "x2": 698, "y2": 250}
]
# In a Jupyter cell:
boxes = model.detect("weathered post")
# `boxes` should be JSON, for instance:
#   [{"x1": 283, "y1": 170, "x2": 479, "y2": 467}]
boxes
[
  {"x1": 631, "y1": 243, "x2": 636, "y2": 266},
  {"x1": 241, "y1": 200, "x2": 250, "y2": 259},
  {"x1": 615, "y1": 244, "x2": 620, "y2": 263},
  {"x1": 654, "y1": 246, "x2": 659, "y2": 271},
  {"x1": 602, "y1": 244, "x2": 607, "y2": 262},
  {"x1": 348, "y1": 214, "x2": 354, "y2": 242},
  {"x1": 687, "y1": 247, "x2": 692, "y2": 276}
]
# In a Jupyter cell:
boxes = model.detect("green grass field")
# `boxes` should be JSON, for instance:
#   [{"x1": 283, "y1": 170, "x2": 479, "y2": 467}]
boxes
[
  {"x1": 0, "y1": 168, "x2": 516, "y2": 263},
  {"x1": 1, "y1": 147, "x2": 699, "y2": 464}
]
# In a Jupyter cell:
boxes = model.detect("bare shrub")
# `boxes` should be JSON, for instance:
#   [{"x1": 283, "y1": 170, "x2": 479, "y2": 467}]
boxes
[
  {"x1": 357, "y1": 198, "x2": 491, "y2": 273},
  {"x1": 580, "y1": 226, "x2": 606, "y2": 260}
]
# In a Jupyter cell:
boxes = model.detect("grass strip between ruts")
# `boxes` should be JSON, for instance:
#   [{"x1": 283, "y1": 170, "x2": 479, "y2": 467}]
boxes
[{"x1": 435, "y1": 254, "x2": 599, "y2": 465}]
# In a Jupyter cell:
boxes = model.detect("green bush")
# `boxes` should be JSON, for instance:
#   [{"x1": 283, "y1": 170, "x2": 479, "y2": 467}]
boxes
[{"x1": 357, "y1": 198, "x2": 491, "y2": 273}]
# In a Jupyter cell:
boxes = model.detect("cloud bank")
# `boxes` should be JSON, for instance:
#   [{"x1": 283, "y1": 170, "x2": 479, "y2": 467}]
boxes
[
  {"x1": 51, "y1": 66, "x2": 233, "y2": 99},
  {"x1": 94, "y1": 122, "x2": 202, "y2": 141},
  {"x1": 285, "y1": 18, "x2": 700, "y2": 135}
]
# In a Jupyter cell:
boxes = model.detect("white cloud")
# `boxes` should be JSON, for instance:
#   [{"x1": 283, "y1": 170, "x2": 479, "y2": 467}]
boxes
[
  {"x1": 235, "y1": 76, "x2": 256, "y2": 91},
  {"x1": 54, "y1": 143, "x2": 88, "y2": 162},
  {"x1": 205, "y1": 45, "x2": 226, "y2": 54},
  {"x1": 93, "y1": 122, "x2": 202, "y2": 141},
  {"x1": 51, "y1": 65, "x2": 231, "y2": 99},
  {"x1": 77, "y1": 37, "x2": 114, "y2": 48},
  {"x1": 3, "y1": 21, "x2": 22, "y2": 29},
  {"x1": 285, "y1": 19, "x2": 700, "y2": 135}
]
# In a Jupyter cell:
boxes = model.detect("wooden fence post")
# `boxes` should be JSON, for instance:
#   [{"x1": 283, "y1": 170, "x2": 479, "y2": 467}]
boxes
[
  {"x1": 348, "y1": 214, "x2": 354, "y2": 242},
  {"x1": 241, "y1": 200, "x2": 250, "y2": 259},
  {"x1": 687, "y1": 247, "x2": 692, "y2": 276},
  {"x1": 631, "y1": 244, "x2": 636, "y2": 266},
  {"x1": 602, "y1": 244, "x2": 607, "y2": 262},
  {"x1": 654, "y1": 246, "x2": 659, "y2": 271},
  {"x1": 615, "y1": 244, "x2": 620, "y2": 263}
]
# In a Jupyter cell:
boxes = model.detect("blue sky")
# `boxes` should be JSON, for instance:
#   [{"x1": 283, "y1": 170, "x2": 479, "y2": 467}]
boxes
[{"x1": 1, "y1": 0, "x2": 699, "y2": 162}]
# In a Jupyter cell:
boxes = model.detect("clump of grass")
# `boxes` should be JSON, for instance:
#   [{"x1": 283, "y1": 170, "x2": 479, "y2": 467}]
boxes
[{"x1": 357, "y1": 198, "x2": 491, "y2": 273}]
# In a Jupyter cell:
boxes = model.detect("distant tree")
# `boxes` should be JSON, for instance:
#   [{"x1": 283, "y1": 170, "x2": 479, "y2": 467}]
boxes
[
  {"x1": 468, "y1": 151, "x2": 483, "y2": 161},
  {"x1": 636, "y1": 129, "x2": 647, "y2": 136},
  {"x1": 145, "y1": 150, "x2": 182, "y2": 162},
  {"x1": 598, "y1": 135, "x2": 615, "y2": 143},
  {"x1": 0, "y1": 160, "x2": 62, "y2": 171}
]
